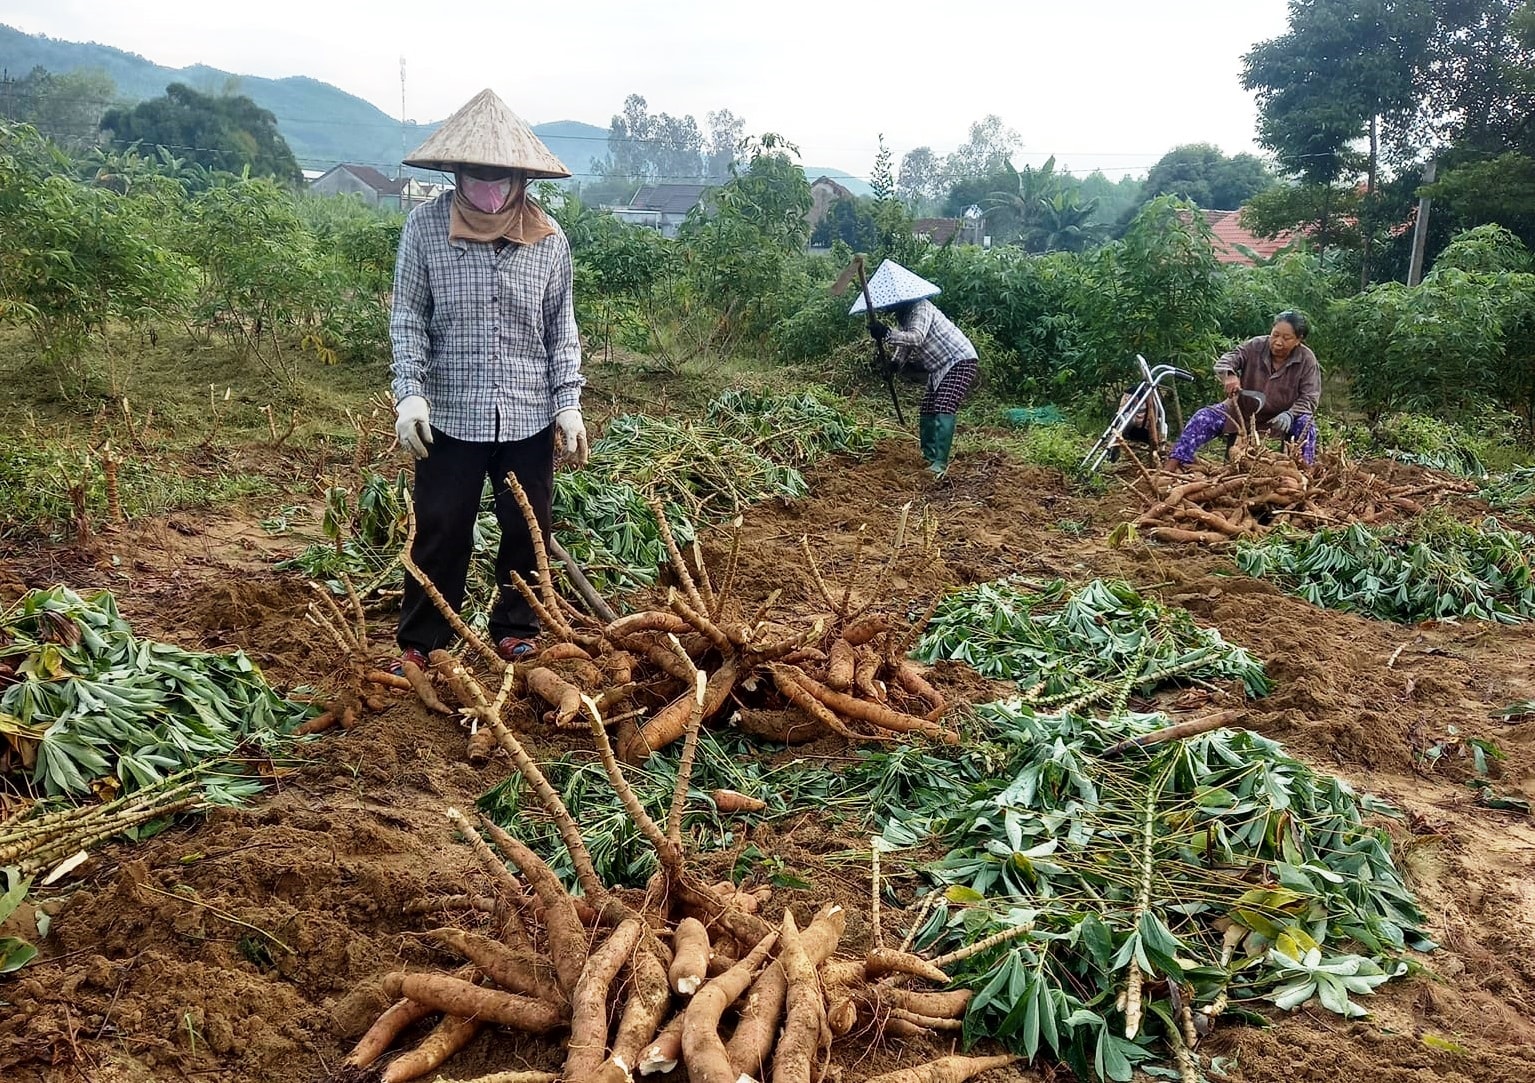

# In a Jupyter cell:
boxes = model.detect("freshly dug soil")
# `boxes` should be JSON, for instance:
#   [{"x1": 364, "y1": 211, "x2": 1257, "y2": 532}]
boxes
[{"x1": 2, "y1": 441, "x2": 1532, "y2": 1083}]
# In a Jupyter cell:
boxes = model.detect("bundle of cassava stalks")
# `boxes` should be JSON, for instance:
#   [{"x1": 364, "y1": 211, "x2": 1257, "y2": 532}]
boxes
[
  {"x1": 1122, "y1": 434, "x2": 1478, "y2": 545},
  {"x1": 331, "y1": 483, "x2": 1016, "y2": 1083},
  {"x1": 382, "y1": 480, "x2": 956, "y2": 767}
]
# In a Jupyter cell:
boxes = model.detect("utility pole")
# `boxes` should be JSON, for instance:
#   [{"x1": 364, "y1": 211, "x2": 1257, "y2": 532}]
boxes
[
  {"x1": 398, "y1": 56, "x2": 407, "y2": 182},
  {"x1": 1406, "y1": 158, "x2": 1436, "y2": 286}
]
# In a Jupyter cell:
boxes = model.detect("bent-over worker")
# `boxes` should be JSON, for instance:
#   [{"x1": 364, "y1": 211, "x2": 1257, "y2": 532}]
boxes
[{"x1": 854, "y1": 260, "x2": 979, "y2": 475}]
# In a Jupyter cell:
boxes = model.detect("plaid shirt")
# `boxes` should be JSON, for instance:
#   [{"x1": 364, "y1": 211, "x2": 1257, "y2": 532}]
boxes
[
  {"x1": 884, "y1": 300, "x2": 977, "y2": 392},
  {"x1": 390, "y1": 192, "x2": 584, "y2": 442}
]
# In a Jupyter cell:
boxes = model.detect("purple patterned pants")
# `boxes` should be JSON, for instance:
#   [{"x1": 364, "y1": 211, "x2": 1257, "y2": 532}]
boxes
[
  {"x1": 919, "y1": 358, "x2": 979, "y2": 416},
  {"x1": 1170, "y1": 405, "x2": 1317, "y2": 464}
]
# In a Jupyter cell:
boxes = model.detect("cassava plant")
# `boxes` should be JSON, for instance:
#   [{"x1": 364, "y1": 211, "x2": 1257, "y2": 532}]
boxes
[
  {"x1": 336, "y1": 496, "x2": 1002, "y2": 1083},
  {"x1": 885, "y1": 704, "x2": 1428, "y2": 1082}
]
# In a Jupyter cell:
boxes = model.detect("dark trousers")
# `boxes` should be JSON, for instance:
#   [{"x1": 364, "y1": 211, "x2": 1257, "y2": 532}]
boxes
[{"x1": 397, "y1": 425, "x2": 555, "y2": 653}]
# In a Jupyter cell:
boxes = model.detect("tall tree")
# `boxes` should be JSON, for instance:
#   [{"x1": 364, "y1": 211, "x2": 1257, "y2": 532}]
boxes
[
  {"x1": 1403, "y1": 3, "x2": 1535, "y2": 265},
  {"x1": 944, "y1": 115, "x2": 1021, "y2": 182},
  {"x1": 1078, "y1": 170, "x2": 1145, "y2": 225},
  {"x1": 650, "y1": 112, "x2": 704, "y2": 181},
  {"x1": 99, "y1": 83, "x2": 300, "y2": 185},
  {"x1": 0, "y1": 67, "x2": 117, "y2": 152},
  {"x1": 897, "y1": 146, "x2": 942, "y2": 210},
  {"x1": 603, "y1": 94, "x2": 706, "y2": 182},
  {"x1": 1139, "y1": 143, "x2": 1275, "y2": 209},
  {"x1": 984, "y1": 156, "x2": 1087, "y2": 250},
  {"x1": 604, "y1": 94, "x2": 654, "y2": 178},
  {"x1": 1034, "y1": 189, "x2": 1106, "y2": 253},
  {"x1": 1418, "y1": 0, "x2": 1535, "y2": 154},
  {"x1": 704, "y1": 108, "x2": 744, "y2": 181},
  {"x1": 810, "y1": 196, "x2": 879, "y2": 249},
  {"x1": 1243, "y1": 0, "x2": 1431, "y2": 281},
  {"x1": 941, "y1": 167, "x2": 1013, "y2": 218}
]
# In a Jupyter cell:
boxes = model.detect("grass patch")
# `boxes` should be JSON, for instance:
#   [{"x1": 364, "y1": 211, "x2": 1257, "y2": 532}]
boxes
[
  {"x1": 0, "y1": 436, "x2": 275, "y2": 539},
  {"x1": 0, "y1": 325, "x2": 389, "y2": 443}
]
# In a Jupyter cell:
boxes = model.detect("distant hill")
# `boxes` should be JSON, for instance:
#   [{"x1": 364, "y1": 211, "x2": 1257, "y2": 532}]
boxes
[
  {"x1": 0, "y1": 26, "x2": 865, "y2": 186},
  {"x1": 527, "y1": 119, "x2": 612, "y2": 179},
  {"x1": 0, "y1": 25, "x2": 612, "y2": 175}
]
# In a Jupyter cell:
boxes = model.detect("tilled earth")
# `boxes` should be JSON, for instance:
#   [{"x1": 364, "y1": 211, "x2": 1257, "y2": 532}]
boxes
[{"x1": 1, "y1": 441, "x2": 1533, "y2": 1083}]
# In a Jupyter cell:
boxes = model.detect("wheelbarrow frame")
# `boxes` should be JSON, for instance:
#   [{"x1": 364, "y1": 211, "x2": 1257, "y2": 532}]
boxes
[{"x1": 1079, "y1": 354, "x2": 1195, "y2": 477}]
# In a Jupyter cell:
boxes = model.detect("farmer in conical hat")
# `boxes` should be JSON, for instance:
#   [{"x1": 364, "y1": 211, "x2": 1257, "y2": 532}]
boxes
[
  {"x1": 390, "y1": 89, "x2": 586, "y2": 670},
  {"x1": 853, "y1": 260, "x2": 980, "y2": 475}
]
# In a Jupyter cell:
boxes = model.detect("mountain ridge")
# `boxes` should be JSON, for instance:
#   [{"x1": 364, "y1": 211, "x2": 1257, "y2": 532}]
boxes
[{"x1": 0, "y1": 24, "x2": 872, "y2": 193}]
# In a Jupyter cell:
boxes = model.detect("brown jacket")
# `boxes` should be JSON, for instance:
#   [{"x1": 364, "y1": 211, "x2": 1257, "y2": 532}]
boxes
[{"x1": 1215, "y1": 336, "x2": 1321, "y2": 430}]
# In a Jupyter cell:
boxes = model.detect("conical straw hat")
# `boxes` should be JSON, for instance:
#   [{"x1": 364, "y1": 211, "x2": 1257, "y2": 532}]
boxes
[
  {"x1": 403, "y1": 88, "x2": 571, "y2": 178},
  {"x1": 847, "y1": 259, "x2": 942, "y2": 315}
]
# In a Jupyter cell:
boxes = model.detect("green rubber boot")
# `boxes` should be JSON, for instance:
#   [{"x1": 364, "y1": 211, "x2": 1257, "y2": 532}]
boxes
[
  {"x1": 928, "y1": 413, "x2": 957, "y2": 475},
  {"x1": 918, "y1": 414, "x2": 939, "y2": 467}
]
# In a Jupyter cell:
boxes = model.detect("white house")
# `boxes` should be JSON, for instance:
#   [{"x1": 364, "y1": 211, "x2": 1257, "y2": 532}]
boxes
[
  {"x1": 308, "y1": 164, "x2": 406, "y2": 209},
  {"x1": 610, "y1": 184, "x2": 709, "y2": 238}
]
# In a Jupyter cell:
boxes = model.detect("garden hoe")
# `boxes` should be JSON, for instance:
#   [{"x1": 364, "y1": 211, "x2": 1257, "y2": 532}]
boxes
[{"x1": 833, "y1": 255, "x2": 905, "y2": 425}]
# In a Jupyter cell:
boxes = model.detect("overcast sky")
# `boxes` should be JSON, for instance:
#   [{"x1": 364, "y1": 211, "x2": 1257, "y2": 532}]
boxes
[{"x1": 5, "y1": 0, "x2": 1291, "y2": 178}]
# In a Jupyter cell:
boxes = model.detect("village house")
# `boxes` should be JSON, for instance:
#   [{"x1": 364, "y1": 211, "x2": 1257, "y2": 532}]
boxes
[
  {"x1": 611, "y1": 183, "x2": 709, "y2": 238},
  {"x1": 402, "y1": 177, "x2": 449, "y2": 210},
  {"x1": 912, "y1": 216, "x2": 986, "y2": 247},
  {"x1": 308, "y1": 163, "x2": 407, "y2": 209},
  {"x1": 1200, "y1": 209, "x2": 1296, "y2": 265},
  {"x1": 808, "y1": 175, "x2": 853, "y2": 232}
]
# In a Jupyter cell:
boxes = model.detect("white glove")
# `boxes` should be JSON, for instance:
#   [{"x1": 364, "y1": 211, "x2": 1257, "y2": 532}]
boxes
[
  {"x1": 555, "y1": 408, "x2": 589, "y2": 468},
  {"x1": 395, "y1": 396, "x2": 433, "y2": 460}
]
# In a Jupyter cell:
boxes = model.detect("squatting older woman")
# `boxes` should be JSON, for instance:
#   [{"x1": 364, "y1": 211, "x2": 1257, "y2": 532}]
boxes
[{"x1": 1169, "y1": 310, "x2": 1321, "y2": 466}]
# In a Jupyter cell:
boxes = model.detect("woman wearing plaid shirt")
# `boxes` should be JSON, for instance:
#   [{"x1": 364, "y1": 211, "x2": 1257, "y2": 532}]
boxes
[
  {"x1": 857, "y1": 260, "x2": 979, "y2": 476},
  {"x1": 388, "y1": 90, "x2": 587, "y2": 669}
]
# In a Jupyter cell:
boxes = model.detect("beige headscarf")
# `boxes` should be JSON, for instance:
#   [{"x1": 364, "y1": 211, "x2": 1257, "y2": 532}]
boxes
[{"x1": 448, "y1": 174, "x2": 558, "y2": 246}]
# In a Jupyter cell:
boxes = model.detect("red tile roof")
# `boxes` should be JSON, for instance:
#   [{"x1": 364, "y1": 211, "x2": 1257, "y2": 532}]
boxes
[{"x1": 1189, "y1": 208, "x2": 1295, "y2": 265}]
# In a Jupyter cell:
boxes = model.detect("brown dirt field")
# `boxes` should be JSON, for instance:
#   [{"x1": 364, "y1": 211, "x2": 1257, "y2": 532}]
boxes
[{"x1": 2, "y1": 440, "x2": 1533, "y2": 1083}]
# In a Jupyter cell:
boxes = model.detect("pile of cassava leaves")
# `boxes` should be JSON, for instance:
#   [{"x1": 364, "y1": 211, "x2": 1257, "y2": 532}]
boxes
[
  {"x1": 913, "y1": 578, "x2": 1271, "y2": 711},
  {"x1": 0, "y1": 586, "x2": 305, "y2": 800},
  {"x1": 877, "y1": 703, "x2": 1428, "y2": 1082},
  {"x1": 1236, "y1": 515, "x2": 1535, "y2": 623},
  {"x1": 1479, "y1": 465, "x2": 1535, "y2": 514},
  {"x1": 1, "y1": 587, "x2": 308, "y2": 955}
]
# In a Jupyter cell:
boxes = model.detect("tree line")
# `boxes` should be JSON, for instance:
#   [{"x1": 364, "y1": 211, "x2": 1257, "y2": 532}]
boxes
[
  {"x1": 3, "y1": 112, "x2": 1533, "y2": 445},
  {"x1": 1242, "y1": 0, "x2": 1535, "y2": 285}
]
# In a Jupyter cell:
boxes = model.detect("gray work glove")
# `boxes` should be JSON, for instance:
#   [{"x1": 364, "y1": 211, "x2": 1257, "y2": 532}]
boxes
[
  {"x1": 395, "y1": 396, "x2": 432, "y2": 460},
  {"x1": 1269, "y1": 410, "x2": 1294, "y2": 436}
]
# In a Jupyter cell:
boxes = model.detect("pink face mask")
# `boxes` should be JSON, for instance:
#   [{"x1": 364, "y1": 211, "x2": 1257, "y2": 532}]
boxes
[{"x1": 461, "y1": 175, "x2": 514, "y2": 213}]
